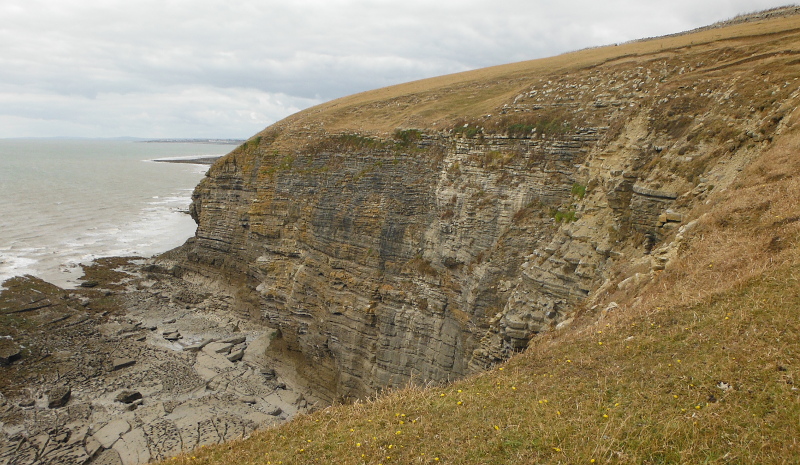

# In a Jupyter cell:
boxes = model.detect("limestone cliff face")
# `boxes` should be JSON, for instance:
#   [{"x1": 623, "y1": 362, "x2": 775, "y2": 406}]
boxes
[{"x1": 175, "y1": 18, "x2": 800, "y2": 402}]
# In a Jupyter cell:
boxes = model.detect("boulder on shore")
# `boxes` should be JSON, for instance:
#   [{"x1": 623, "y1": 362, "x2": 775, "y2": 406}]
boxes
[
  {"x1": 48, "y1": 386, "x2": 71, "y2": 409},
  {"x1": 112, "y1": 358, "x2": 136, "y2": 371},
  {"x1": 114, "y1": 390, "x2": 143, "y2": 404}
]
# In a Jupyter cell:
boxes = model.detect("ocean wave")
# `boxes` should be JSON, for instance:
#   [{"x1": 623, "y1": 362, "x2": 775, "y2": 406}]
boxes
[{"x1": 0, "y1": 140, "x2": 223, "y2": 288}]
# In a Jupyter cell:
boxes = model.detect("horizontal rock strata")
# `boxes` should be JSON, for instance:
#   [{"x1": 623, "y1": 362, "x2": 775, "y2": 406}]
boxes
[{"x1": 174, "y1": 27, "x2": 800, "y2": 402}]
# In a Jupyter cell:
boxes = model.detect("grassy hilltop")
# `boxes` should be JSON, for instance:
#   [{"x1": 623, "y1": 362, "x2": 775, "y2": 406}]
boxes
[{"x1": 162, "y1": 8, "x2": 800, "y2": 465}]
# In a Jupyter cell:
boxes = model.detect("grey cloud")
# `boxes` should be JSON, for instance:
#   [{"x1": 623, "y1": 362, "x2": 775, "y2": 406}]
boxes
[{"x1": 0, "y1": 0, "x2": 792, "y2": 138}]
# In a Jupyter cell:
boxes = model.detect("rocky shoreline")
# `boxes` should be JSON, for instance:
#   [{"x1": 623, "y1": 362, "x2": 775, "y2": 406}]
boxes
[
  {"x1": 152, "y1": 156, "x2": 222, "y2": 165},
  {"x1": 0, "y1": 258, "x2": 310, "y2": 465}
]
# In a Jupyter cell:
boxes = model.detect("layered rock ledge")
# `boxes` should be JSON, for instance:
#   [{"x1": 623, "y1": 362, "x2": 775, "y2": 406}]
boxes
[{"x1": 0, "y1": 264, "x2": 310, "y2": 465}]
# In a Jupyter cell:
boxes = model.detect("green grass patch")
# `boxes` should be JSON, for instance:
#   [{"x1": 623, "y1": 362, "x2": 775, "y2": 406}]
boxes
[
  {"x1": 571, "y1": 183, "x2": 587, "y2": 200},
  {"x1": 453, "y1": 123, "x2": 483, "y2": 139},
  {"x1": 550, "y1": 207, "x2": 577, "y2": 223},
  {"x1": 394, "y1": 129, "x2": 423, "y2": 146}
]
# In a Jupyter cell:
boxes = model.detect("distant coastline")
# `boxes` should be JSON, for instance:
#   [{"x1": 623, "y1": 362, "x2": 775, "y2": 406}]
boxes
[
  {"x1": 0, "y1": 138, "x2": 228, "y2": 288},
  {"x1": 153, "y1": 156, "x2": 222, "y2": 165},
  {"x1": 141, "y1": 138, "x2": 244, "y2": 145}
]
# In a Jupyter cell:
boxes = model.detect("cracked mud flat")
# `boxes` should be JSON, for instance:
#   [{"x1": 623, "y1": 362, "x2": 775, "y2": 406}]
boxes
[{"x1": 0, "y1": 259, "x2": 311, "y2": 465}]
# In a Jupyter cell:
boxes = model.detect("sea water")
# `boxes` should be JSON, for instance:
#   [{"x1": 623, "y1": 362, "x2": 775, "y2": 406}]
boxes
[{"x1": 0, "y1": 139, "x2": 234, "y2": 288}]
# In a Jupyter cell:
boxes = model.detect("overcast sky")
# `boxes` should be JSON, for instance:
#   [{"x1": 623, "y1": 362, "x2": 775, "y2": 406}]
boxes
[{"x1": 0, "y1": 0, "x2": 793, "y2": 139}]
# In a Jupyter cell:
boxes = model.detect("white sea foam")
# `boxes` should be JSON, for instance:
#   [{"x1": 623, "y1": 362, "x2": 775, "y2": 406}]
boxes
[{"x1": 0, "y1": 254, "x2": 38, "y2": 286}]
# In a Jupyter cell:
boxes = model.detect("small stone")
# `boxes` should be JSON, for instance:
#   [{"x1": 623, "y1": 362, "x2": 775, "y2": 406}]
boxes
[
  {"x1": 114, "y1": 390, "x2": 143, "y2": 404},
  {"x1": 162, "y1": 401, "x2": 179, "y2": 414},
  {"x1": 19, "y1": 398, "x2": 35, "y2": 408},
  {"x1": 163, "y1": 332, "x2": 182, "y2": 341},
  {"x1": 227, "y1": 349, "x2": 244, "y2": 362},
  {"x1": 48, "y1": 385, "x2": 71, "y2": 408},
  {"x1": 221, "y1": 335, "x2": 246, "y2": 345},
  {"x1": 79, "y1": 280, "x2": 99, "y2": 288},
  {"x1": 267, "y1": 406, "x2": 283, "y2": 416},
  {"x1": 112, "y1": 358, "x2": 136, "y2": 371},
  {"x1": 183, "y1": 338, "x2": 216, "y2": 352},
  {"x1": 276, "y1": 382, "x2": 287, "y2": 390},
  {"x1": 210, "y1": 342, "x2": 234, "y2": 354},
  {"x1": 125, "y1": 401, "x2": 140, "y2": 411},
  {"x1": 665, "y1": 212, "x2": 683, "y2": 222},
  {"x1": 240, "y1": 396, "x2": 256, "y2": 404}
]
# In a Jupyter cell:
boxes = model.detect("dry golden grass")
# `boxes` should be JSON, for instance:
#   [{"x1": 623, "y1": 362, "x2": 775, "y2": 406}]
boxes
[
  {"x1": 603, "y1": 102, "x2": 800, "y2": 317},
  {"x1": 264, "y1": 11, "x2": 800, "y2": 138}
]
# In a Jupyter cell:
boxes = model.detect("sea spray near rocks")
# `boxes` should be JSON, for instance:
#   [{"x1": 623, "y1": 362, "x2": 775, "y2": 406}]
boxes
[{"x1": 0, "y1": 140, "x2": 231, "y2": 288}]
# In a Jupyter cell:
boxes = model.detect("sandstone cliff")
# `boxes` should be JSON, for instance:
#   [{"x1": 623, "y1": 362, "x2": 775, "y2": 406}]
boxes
[{"x1": 170, "y1": 12, "x2": 800, "y2": 404}]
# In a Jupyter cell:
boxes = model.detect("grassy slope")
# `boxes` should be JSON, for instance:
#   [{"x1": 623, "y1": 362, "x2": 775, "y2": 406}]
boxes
[
  {"x1": 264, "y1": 11, "x2": 800, "y2": 137},
  {"x1": 164, "y1": 12, "x2": 800, "y2": 465},
  {"x1": 169, "y1": 266, "x2": 800, "y2": 464}
]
